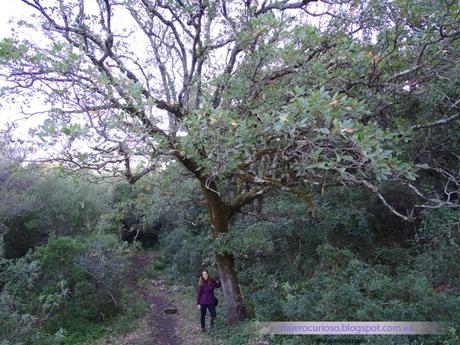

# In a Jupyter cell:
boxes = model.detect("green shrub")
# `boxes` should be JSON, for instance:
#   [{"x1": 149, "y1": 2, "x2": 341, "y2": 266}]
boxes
[
  {"x1": 0, "y1": 236, "x2": 40, "y2": 344},
  {"x1": 152, "y1": 255, "x2": 168, "y2": 270},
  {"x1": 6, "y1": 232, "x2": 130, "y2": 344}
]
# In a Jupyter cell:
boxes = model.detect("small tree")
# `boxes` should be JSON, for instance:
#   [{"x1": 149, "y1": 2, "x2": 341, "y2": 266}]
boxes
[{"x1": 1, "y1": 0, "x2": 459, "y2": 324}]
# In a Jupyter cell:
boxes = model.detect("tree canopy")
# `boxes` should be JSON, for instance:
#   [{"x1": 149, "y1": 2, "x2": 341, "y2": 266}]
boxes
[{"x1": 1, "y1": 0, "x2": 459, "y2": 324}]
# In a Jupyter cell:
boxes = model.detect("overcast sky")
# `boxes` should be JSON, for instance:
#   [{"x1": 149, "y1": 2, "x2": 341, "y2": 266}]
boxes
[
  {"x1": 0, "y1": 1, "x2": 36, "y2": 132},
  {"x1": 0, "y1": 0, "x2": 328, "y2": 142},
  {"x1": 0, "y1": 1, "x2": 149, "y2": 139},
  {"x1": 0, "y1": 1, "x2": 32, "y2": 38}
]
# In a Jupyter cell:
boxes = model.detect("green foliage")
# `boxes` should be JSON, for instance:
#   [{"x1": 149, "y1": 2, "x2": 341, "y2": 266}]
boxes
[
  {"x1": 151, "y1": 255, "x2": 168, "y2": 271},
  {"x1": 0, "y1": 230, "x2": 132, "y2": 345},
  {"x1": 0, "y1": 38, "x2": 28, "y2": 61},
  {"x1": 1, "y1": 1, "x2": 459, "y2": 343},
  {"x1": 118, "y1": 164, "x2": 214, "y2": 284},
  {"x1": 74, "y1": 232, "x2": 129, "y2": 310},
  {"x1": 2, "y1": 165, "x2": 112, "y2": 258},
  {"x1": 413, "y1": 209, "x2": 460, "y2": 296},
  {"x1": 160, "y1": 225, "x2": 211, "y2": 285},
  {"x1": 27, "y1": 170, "x2": 112, "y2": 236},
  {"x1": 213, "y1": 222, "x2": 275, "y2": 257},
  {"x1": 35, "y1": 236, "x2": 84, "y2": 278},
  {"x1": 0, "y1": 247, "x2": 39, "y2": 344},
  {"x1": 152, "y1": 183, "x2": 459, "y2": 344},
  {"x1": 94, "y1": 211, "x2": 124, "y2": 237},
  {"x1": 34, "y1": 232, "x2": 129, "y2": 323}
]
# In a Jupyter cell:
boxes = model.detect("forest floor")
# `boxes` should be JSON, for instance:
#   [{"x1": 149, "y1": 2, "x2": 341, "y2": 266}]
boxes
[{"x1": 100, "y1": 253, "x2": 224, "y2": 345}]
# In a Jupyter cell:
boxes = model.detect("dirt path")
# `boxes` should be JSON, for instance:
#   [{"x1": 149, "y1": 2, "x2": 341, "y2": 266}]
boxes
[
  {"x1": 119, "y1": 254, "x2": 181, "y2": 345},
  {"x1": 112, "y1": 254, "x2": 221, "y2": 345}
]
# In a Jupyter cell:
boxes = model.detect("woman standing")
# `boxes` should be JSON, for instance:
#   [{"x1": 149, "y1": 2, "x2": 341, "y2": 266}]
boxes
[{"x1": 196, "y1": 269, "x2": 221, "y2": 333}]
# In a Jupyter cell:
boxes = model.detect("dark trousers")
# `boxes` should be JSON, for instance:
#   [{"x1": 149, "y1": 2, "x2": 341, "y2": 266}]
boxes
[{"x1": 200, "y1": 304, "x2": 216, "y2": 330}]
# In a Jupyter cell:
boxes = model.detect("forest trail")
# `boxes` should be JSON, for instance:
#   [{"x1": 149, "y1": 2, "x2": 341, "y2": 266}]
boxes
[{"x1": 110, "y1": 253, "x2": 220, "y2": 345}]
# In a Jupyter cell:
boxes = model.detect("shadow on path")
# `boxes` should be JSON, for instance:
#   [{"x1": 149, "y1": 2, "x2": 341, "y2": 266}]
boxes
[{"x1": 121, "y1": 254, "x2": 182, "y2": 345}]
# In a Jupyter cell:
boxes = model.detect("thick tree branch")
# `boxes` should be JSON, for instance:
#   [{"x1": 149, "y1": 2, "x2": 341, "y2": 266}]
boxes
[
  {"x1": 255, "y1": 0, "x2": 318, "y2": 16},
  {"x1": 230, "y1": 186, "x2": 272, "y2": 215},
  {"x1": 411, "y1": 113, "x2": 460, "y2": 130}
]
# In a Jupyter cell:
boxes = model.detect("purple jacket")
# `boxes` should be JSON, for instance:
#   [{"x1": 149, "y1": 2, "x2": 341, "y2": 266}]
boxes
[{"x1": 196, "y1": 279, "x2": 221, "y2": 305}]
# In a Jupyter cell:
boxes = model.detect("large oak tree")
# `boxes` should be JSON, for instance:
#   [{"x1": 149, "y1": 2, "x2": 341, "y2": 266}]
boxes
[{"x1": 1, "y1": 0, "x2": 459, "y2": 324}]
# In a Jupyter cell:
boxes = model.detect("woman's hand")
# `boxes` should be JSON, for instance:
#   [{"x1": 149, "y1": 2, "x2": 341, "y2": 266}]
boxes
[{"x1": 197, "y1": 304, "x2": 200, "y2": 309}]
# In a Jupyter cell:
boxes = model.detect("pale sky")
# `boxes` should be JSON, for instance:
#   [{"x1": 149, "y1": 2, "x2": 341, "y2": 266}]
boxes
[
  {"x1": 0, "y1": 1, "x2": 33, "y2": 38},
  {"x1": 0, "y1": 0, "x2": 174, "y2": 163},
  {"x1": 0, "y1": 0, "x2": 162, "y2": 140},
  {"x1": 0, "y1": 0, "x2": 330, "y2": 145},
  {"x1": 0, "y1": 1, "x2": 36, "y2": 132}
]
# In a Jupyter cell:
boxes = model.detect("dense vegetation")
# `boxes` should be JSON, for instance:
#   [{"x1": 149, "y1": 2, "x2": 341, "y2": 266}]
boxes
[
  {"x1": 0, "y1": 160, "x2": 147, "y2": 345},
  {"x1": 1, "y1": 0, "x2": 459, "y2": 344},
  {"x1": 1, "y1": 158, "x2": 458, "y2": 344}
]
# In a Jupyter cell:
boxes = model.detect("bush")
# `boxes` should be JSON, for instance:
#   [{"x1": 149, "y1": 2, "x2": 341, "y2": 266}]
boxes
[
  {"x1": 160, "y1": 225, "x2": 212, "y2": 285},
  {"x1": 2, "y1": 168, "x2": 113, "y2": 258},
  {"x1": 0, "y1": 234, "x2": 40, "y2": 344},
  {"x1": 152, "y1": 255, "x2": 168, "y2": 270},
  {"x1": 0, "y1": 232, "x2": 129, "y2": 344}
]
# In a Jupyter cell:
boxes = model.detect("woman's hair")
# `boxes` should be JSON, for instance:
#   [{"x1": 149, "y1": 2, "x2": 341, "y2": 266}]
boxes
[{"x1": 198, "y1": 269, "x2": 216, "y2": 286}]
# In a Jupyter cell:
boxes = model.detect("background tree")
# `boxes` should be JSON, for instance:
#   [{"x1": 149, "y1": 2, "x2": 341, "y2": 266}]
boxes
[{"x1": 1, "y1": 0, "x2": 459, "y2": 325}]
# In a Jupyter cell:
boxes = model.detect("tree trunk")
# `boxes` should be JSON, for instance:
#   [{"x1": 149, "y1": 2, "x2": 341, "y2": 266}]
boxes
[
  {"x1": 200, "y1": 180, "x2": 247, "y2": 325},
  {"x1": 216, "y1": 253, "x2": 246, "y2": 325}
]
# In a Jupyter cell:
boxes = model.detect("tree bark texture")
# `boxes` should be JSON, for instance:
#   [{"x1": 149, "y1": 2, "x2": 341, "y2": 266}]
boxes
[{"x1": 200, "y1": 180, "x2": 247, "y2": 325}]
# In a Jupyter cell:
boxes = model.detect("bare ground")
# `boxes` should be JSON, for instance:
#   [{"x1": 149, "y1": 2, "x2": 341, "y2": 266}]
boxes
[{"x1": 103, "y1": 254, "x2": 223, "y2": 345}]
